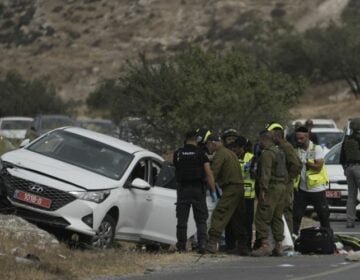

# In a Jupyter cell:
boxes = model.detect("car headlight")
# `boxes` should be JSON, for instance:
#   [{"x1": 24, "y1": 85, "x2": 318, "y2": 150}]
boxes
[{"x1": 70, "y1": 190, "x2": 111, "y2": 203}]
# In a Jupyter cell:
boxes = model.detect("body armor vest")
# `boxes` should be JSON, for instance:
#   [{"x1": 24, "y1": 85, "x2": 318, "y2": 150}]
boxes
[{"x1": 175, "y1": 147, "x2": 204, "y2": 183}]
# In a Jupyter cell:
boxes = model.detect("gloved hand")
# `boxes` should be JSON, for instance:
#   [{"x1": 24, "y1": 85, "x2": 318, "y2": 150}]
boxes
[{"x1": 210, "y1": 191, "x2": 218, "y2": 203}]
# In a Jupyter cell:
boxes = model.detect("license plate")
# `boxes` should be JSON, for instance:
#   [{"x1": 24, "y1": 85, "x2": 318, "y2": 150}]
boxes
[
  {"x1": 325, "y1": 190, "x2": 341, "y2": 198},
  {"x1": 14, "y1": 190, "x2": 52, "y2": 209}
]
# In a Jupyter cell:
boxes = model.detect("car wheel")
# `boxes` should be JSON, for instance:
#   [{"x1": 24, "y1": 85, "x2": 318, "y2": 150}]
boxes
[{"x1": 82, "y1": 214, "x2": 115, "y2": 249}]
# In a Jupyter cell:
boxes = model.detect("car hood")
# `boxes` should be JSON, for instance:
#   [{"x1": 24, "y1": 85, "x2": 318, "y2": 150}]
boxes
[
  {"x1": 1, "y1": 149, "x2": 120, "y2": 190},
  {"x1": 326, "y1": 164, "x2": 346, "y2": 182},
  {"x1": 0, "y1": 129, "x2": 27, "y2": 139}
]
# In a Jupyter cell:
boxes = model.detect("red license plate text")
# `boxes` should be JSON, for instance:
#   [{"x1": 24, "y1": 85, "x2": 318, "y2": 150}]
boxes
[
  {"x1": 325, "y1": 190, "x2": 341, "y2": 198},
  {"x1": 14, "y1": 190, "x2": 52, "y2": 209}
]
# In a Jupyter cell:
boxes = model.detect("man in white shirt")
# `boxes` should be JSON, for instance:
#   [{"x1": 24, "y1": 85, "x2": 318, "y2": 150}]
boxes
[{"x1": 293, "y1": 126, "x2": 331, "y2": 236}]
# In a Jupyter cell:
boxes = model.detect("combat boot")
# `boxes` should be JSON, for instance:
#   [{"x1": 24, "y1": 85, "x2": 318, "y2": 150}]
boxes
[
  {"x1": 250, "y1": 239, "x2": 271, "y2": 257},
  {"x1": 197, "y1": 240, "x2": 206, "y2": 254},
  {"x1": 205, "y1": 237, "x2": 218, "y2": 254},
  {"x1": 272, "y1": 241, "x2": 283, "y2": 257}
]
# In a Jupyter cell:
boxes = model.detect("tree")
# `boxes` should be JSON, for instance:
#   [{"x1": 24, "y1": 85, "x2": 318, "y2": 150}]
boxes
[
  {"x1": 302, "y1": 21, "x2": 360, "y2": 98},
  {"x1": 87, "y1": 48, "x2": 305, "y2": 152},
  {"x1": 0, "y1": 71, "x2": 68, "y2": 116}
]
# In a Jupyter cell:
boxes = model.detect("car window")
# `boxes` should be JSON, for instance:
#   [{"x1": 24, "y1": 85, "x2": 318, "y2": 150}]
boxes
[
  {"x1": 126, "y1": 159, "x2": 149, "y2": 186},
  {"x1": 313, "y1": 132, "x2": 344, "y2": 149},
  {"x1": 27, "y1": 130, "x2": 133, "y2": 180},
  {"x1": 1, "y1": 120, "x2": 32, "y2": 130},
  {"x1": 154, "y1": 161, "x2": 177, "y2": 189},
  {"x1": 325, "y1": 144, "x2": 341, "y2": 165}
]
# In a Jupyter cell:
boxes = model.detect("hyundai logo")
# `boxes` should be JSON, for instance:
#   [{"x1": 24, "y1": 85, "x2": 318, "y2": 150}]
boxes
[{"x1": 30, "y1": 184, "x2": 44, "y2": 193}]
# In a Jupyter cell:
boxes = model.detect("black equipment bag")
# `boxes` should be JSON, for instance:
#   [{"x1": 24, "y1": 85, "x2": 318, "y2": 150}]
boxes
[{"x1": 295, "y1": 227, "x2": 334, "y2": 254}]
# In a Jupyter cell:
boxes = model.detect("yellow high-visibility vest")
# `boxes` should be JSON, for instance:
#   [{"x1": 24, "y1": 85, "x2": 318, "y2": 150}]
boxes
[{"x1": 240, "y1": 152, "x2": 255, "y2": 199}]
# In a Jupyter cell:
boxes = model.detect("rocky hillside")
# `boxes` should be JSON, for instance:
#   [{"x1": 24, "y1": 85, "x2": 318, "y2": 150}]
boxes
[{"x1": 0, "y1": 0, "x2": 350, "y2": 102}]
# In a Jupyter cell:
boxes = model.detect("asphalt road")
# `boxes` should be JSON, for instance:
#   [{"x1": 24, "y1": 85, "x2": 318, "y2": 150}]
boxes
[
  {"x1": 117, "y1": 255, "x2": 360, "y2": 280},
  {"x1": 110, "y1": 214, "x2": 360, "y2": 280}
]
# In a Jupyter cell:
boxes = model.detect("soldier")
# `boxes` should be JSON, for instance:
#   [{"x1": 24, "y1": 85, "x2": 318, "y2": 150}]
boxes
[
  {"x1": 228, "y1": 136, "x2": 256, "y2": 251},
  {"x1": 266, "y1": 122, "x2": 302, "y2": 235},
  {"x1": 251, "y1": 130, "x2": 288, "y2": 257},
  {"x1": 205, "y1": 134, "x2": 248, "y2": 255},
  {"x1": 173, "y1": 130, "x2": 216, "y2": 253},
  {"x1": 340, "y1": 118, "x2": 360, "y2": 228}
]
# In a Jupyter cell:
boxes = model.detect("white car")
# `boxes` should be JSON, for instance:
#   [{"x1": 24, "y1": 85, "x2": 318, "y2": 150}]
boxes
[
  {"x1": 324, "y1": 143, "x2": 360, "y2": 218},
  {"x1": 0, "y1": 116, "x2": 34, "y2": 143},
  {"x1": 311, "y1": 127, "x2": 344, "y2": 155},
  {"x1": 0, "y1": 127, "x2": 215, "y2": 248},
  {"x1": 292, "y1": 119, "x2": 338, "y2": 129}
]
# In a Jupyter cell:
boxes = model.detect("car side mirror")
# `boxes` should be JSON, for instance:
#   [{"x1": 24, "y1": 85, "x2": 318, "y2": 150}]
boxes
[
  {"x1": 129, "y1": 178, "x2": 151, "y2": 190},
  {"x1": 19, "y1": 139, "x2": 30, "y2": 148}
]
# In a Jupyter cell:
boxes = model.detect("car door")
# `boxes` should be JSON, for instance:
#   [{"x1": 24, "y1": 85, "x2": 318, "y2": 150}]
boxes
[
  {"x1": 116, "y1": 158, "x2": 154, "y2": 241},
  {"x1": 141, "y1": 160, "x2": 198, "y2": 245}
]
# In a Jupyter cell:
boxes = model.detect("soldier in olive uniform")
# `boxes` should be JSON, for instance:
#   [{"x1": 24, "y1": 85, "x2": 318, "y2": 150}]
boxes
[
  {"x1": 266, "y1": 123, "x2": 302, "y2": 235},
  {"x1": 205, "y1": 134, "x2": 248, "y2": 254},
  {"x1": 251, "y1": 130, "x2": 288, "y2": 257}
]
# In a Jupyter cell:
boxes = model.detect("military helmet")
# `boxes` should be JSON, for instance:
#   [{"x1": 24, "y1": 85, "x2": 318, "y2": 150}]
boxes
[{"x1": 221, "y1": 128, "x2": 239, "y2": 141}]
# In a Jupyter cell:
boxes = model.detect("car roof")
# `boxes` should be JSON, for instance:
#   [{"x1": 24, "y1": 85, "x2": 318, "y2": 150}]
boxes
[
  {"x1": 292, "y1": 119, "x2": 337, "y2": 125},
  {"x1": 0, "y1": 116, "x2": 34, "y2": 121},
  {"x1": 311, "y1": 127, "x2": 344, "y2": 133},
  {"x1": 61, "y1": 126, "x2": 161, "y2": 157}
]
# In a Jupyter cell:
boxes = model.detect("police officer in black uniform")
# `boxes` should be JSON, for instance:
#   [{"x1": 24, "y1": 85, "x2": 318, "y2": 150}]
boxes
[{"x1": 173, "y1": 130, "x2": 216, "y2": 253}]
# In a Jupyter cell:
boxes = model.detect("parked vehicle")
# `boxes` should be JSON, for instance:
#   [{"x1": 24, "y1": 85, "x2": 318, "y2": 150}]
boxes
[
  {"x1": 0, "y1": 116, "x2": 34, "y2": 146},
  {"x1": 77, "y1": 118, "x2": 119, "y2": 138},
  {"x1": 27, "y1": 114, "x2": 75, "y2": 139},
  {"x1": 0, "y1": 127, "x2": 215, "y2": 248},
  {"x1": 292, "y1": 119, "x2": 338, "y2": 129},
  {"x1": 321, "y1": 143, "x2": 360, "y2": 218},
  {"x1": 311, "y1": 127, "x2": 344, "y2": 154}
]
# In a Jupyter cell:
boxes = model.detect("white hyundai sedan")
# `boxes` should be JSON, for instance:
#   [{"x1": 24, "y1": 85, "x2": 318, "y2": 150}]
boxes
[{"x1": 0, "y1": 127, "x2": 214, "y2": 248}]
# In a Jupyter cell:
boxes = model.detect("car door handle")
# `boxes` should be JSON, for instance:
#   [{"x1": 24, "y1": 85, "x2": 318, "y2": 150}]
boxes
[{"x1": 146, "y1": 197, "x2": 152, "y2": 201}]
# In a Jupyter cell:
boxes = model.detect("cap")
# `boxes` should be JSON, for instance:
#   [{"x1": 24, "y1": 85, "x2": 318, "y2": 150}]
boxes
[{"x1": 265, "y1": 122, "x2": 283, "y2": 131}]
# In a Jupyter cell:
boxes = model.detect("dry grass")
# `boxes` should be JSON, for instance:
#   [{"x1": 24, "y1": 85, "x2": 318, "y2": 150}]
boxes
[{"x1": 0, "y1": 234, "x2": 202, "y2": 280}]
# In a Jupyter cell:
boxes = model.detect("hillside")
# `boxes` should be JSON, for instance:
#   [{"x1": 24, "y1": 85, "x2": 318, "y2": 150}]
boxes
[{"x1": 0, "y1": 0, "x2": 350, "y2": 103}]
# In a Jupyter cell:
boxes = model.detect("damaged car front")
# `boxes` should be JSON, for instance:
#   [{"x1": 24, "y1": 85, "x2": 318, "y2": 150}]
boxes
[{"x1": 0, "y1": 127, "x2": 202, "y2": 249}]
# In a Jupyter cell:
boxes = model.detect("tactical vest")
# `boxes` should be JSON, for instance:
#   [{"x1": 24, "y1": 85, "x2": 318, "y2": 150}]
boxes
[
  {"x1": 268, "y1": 145, "x2": 288, "y2": 181},
  {"x1": 240, "y1": 152, "x2": 255, "y2": 199},
  {"x1": 175, "y1": 147, "x2": 204, "y2": 183},
  {"x1": 343, "y1": 137, "x2": 360, "y2": 163}
]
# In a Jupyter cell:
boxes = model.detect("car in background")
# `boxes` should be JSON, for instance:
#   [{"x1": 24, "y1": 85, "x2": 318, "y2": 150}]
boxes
[
  {"x1": 27, "y1": 114, "x2": 75, "y2": 139},
  {"x1": 0, "y1": 116, "x2": 34, "y2": 146},
  {"x1": 292, "y1": 119, "x2": 338, "y2": 129},
  {"x1": 323, "y1": 142, "x2": 360, "y2": 219},
  {"x1": 0, "y1": 127, "x2": 216, "y2": 248},
  {"x1": 311, "y1": 127, "x2": 344, "y2": 155},
  {"x1": 77, "y1": 118, "x2": 119, "y2": 138}
]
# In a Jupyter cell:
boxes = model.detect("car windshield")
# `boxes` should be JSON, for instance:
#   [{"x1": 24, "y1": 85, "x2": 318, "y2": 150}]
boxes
[
  {"x1": 42, "y1": 117, "x2": 74, "y2": 132},
  {"x1": 27, "y1": 130, "x2": 133, "y2": 180},
  {"x1": 325, "y1": 144, "x2": 341, "y2": 165},
  {"x1": 313, "y1": 132, "x2": 344, "y2": 149},
  {"x1": 1, "y1": 120, "x2": 32, "y2": 130}
]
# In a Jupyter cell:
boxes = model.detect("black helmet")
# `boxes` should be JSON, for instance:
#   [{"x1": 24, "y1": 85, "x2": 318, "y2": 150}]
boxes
[{"x1": 196, "y1": 128, "x2": 212, "y2": 145}]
